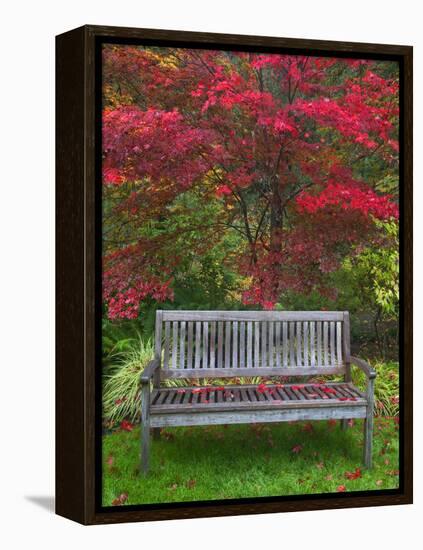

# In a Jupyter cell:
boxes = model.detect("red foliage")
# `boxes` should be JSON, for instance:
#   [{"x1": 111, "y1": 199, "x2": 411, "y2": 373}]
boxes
[{"x1": 101, "y1": 46, "x2": 399, "y2": 317}]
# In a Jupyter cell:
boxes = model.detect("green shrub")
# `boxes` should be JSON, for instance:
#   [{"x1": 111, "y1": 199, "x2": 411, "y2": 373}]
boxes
[{"x1": 348, "y1": 360, "x2": 399, "y2": 417}]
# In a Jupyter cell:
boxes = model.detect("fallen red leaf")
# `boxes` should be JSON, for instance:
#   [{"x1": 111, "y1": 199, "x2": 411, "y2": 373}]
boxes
[
  {"x1": 337, "y1": 485, "x2": 347, "y2": 492},
  {"x1": 345, "y1": 467, "x2": 362, "y2": 480},
  {"x1": 112, "y1": 492, "x2": 128, "y2": 506},
  {"x1": 291, "y1": 444, "x2": 303, "y2": 454},
  {"x1": 106, "y1": 455, "x2": 114, "y2": 467},
  {"x1": 120, "y1": 420, "x2": 134, "y2": 432}
]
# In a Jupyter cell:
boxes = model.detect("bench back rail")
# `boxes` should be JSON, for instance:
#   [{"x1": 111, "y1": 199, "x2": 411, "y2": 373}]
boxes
[{"x1": 154, "y1": 311, "x2": 350, "y2": 380}]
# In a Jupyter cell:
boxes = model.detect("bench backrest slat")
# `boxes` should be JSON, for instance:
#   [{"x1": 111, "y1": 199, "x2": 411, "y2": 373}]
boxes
[{"x1": 157, "y1": 311, "x2": 350, "y2": 379}]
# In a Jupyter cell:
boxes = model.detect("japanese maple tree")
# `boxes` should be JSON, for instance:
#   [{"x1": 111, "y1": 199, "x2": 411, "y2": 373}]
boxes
[{"x1": 102, "y1": 45, "x2": 399, "y2": 319}]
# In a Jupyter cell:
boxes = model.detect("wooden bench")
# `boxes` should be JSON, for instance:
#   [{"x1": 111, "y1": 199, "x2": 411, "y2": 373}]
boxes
[{"x1": 140, "y1": 310, "x2": 376, "y2": 474}]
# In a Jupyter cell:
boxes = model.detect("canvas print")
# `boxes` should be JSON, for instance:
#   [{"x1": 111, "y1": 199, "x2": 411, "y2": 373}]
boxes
[{"x1": 101, "y1": 44, "x2": 400, "y2": 507}]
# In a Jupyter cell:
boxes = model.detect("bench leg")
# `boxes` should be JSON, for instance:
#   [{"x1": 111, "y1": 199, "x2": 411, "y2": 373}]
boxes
[
  {"x1": 363, "y1": 414, "x2": 374, "y2": 469},
  {"x1": 340, "y1": 419, "x2": 349, "y2": 430},
  {"x1": 141, "y1": 420, "x2": 150, "y2": 475},
  {"x1": 141, "y1": 383, "x2": 151, "y2": 475},
  {"x1": 152, "y1": 427, "x2": 161, "y2": 440}
]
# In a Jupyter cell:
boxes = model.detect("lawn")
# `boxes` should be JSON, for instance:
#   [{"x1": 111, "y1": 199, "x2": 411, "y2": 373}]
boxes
[{"x1": 102, "y1": 416, "x2": 399, "y2": 506}]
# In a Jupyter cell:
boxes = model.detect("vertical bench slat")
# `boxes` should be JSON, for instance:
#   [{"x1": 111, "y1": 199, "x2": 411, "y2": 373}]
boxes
[
  {"x1": 247, "y1": 322, "x2": 253, "y2": 367},
  {"x1": 217, "y1": 322, "x2": 223, "y2": 368},
  {"x1": 172, "y1": 322, "x2": 178, "y2": 369},
  {"x1": 187, "y1": 321, "x2": 193, "y2": 369},
  {"x1": 316, "y1": 322, "x2": 322, "y2": 367},
  {"x1": 310, "y1": 321, "x2": 316, "y2": 368},
  {"x1": 289, "y1": 322, "x2": 295, "y2": 366},
  {"x1": 268, "y1": 322, "x2": 274, "y2": 368},
  {"x1": 209, "y1": 321, "x2": 216, "y2": 369},
  {"x1": 330, "y1": 321, "x2": 336, "y2": 367},
  {"x1": 336, "y1": 321, "x2": 343, "y2": 367},
  {"x1": 164, "y1": 321, "x2": 170, "y2": 369},
  {"x1": 323, "y1": 321, "x2": 329, "y2": 365},
  {"x1": 296, "y1": 322, "x2": 302, "y2": 366},
  {"x1": 261, "y1": 321, "x2": 267, "y2": 368},
  {"x1": 282, "y1": 321, "x2": 288, "y2": 367},
  {"x1": 195, "y1": 321, "x2": 201, "y2": 369},
  {"x1": 225, "y1": 321, "x2": 231, "y2": 368},
  {"x1": 203, "y1": 321, "x2": 209, "y2": 369},
  {"x1": 240, "y1": 321, "x2": 245, "y2": 368},
  {"x1": 232, "y1": 321, "x2": 238, "y2": 368},
  {"x1": 275, "y1": 321, "x2": 281, "y2": 367},
  {"x1": 254, "y1": 321, "x2": 260, "y2": 367},
  {"x1": 180, "y1": 321, "x2": 186, "y2": 369},
  {"x1": 303, "y1": 321, "x2": 309, "y2": 367}
]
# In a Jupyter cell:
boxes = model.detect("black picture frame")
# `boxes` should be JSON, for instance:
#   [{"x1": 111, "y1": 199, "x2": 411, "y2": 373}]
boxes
[{"x1": 56, "y1": 24, "x2": 413, "y2": 525}]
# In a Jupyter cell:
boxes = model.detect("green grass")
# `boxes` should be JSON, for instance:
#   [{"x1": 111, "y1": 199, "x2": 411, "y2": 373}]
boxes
[{"x1": 102, "y1": 417, "x2": 399, "y2": 506}]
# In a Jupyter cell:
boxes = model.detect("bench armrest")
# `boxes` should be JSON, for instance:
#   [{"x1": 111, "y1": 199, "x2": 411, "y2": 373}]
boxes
[
  {"x1": 350, "y1": 356, "x2": 377, "y2": 380},
  {"x1": 140, "y1": 358, "x2": 161, "y2": 385}
]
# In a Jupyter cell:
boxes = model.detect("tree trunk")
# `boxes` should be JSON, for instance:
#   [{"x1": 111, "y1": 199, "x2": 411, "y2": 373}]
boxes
[{"x1": 269, "y1": 176, "x2": 284, "y2": 297}]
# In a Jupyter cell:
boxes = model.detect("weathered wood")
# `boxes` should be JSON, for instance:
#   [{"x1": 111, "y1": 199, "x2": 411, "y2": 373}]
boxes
[
  {"x1": 209, "y1": 321, "x2": 215, "y2": 369},
  {"x1": 343, "y1": 311, "x2": 351, "y2": 382},
  {"x1": 162, "y1": 310, "x2": 345, "y2": 321},
  {"x1": 164, "y1": 321, "x2": 170, "y2": 369},
  {"x1": 154, "y1": 310, "x2": 163, "y2": 387},
  {"x1": 254, "y1": 321, "x2": 260, "y2": 367},
  {"x1": 150, "y1": 406, "x2": 367, "y2": 428},
  {"x1": 225, "y1": 321, "x2": 231, "y2": 368},
  {"x1": 296, "y1": 322, "x2": 302, "y2": 366},
  {"x1": 310, "y1": 322, "x2": 315, "y2": 368},
  {"x1": 161, "y1": 366, "x2": 345, "y2": 379},
  {"x1": 268, "y1": 322, "x2": 274, "y2": 368},
  {"x1": 247, "y1": 322, "x2": 253, "y2": 367},
  {"x1": 282, "y1": 322, "x2": 288, "y2": 367},
  {"x1": 141, "y1": 310, "x2": 374, "y2": 474},
  {"x1": 141, "y1": 383, "x2": 151, "y2": 474},
  {"x1": 217, "y1": 322, "x2": 223, "y2": 368},
  {"x1": 289, "y1": 322, "x2": 295, "y2": 365},
  {"x1": 336, "y1": 322, "x2": 342, "y2": 367},
  {"x1": 363, "y1": 377, "x2": 375, "y2": 468},
  {"x1": 180, "y1": 321, "x2": 186, "y2": 369},
  {"x1": 316, "y1": 322, "x2": 322, "y2": 367},
  {"x1": 187, "y1": 321, "x2": 193, "y2": 369},
  {"x1": 195, "y1": 322, "x2": 201, "y2": 369},
  {"x1": 323, "y1": 321, "x2": 329, "y2": 365},
  {"x1": 275, "y1": 321, "x2": 281, "y2": 368},
  {"x1": 261, "y1": 321, "x2": 267, "y2": 367},
  {"x1": 172, "y1": 322, "x2": 178, "y2": 369},
  {"x1": 303, "y1": 321, "x2": 309, "y2": 367},
  {"x1": 330, "y1": 321, "x2": 336, "y2": 367},
  {"x1": 240, "y1": 321, "x2": 245, "y2": 368},
  {"x1": 140, "y1": 358, "x2": 160, "y2": 384},
  {"x1": 232, "y1": 321, "x2": 238, "y2": 368},
  {"x1": 203, "y1": 321, "x2": 209, "y2": 369}
]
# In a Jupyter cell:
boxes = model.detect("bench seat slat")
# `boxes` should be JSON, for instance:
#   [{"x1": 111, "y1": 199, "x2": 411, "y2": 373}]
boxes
[{"x1": 150, "y1": 383, "x2": 366, "y2": 414}]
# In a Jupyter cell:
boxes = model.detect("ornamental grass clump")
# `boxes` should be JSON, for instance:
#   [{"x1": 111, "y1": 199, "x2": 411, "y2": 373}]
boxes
[{"x1": 103, "y1": 336, "x2": 154, "y2": 424}]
